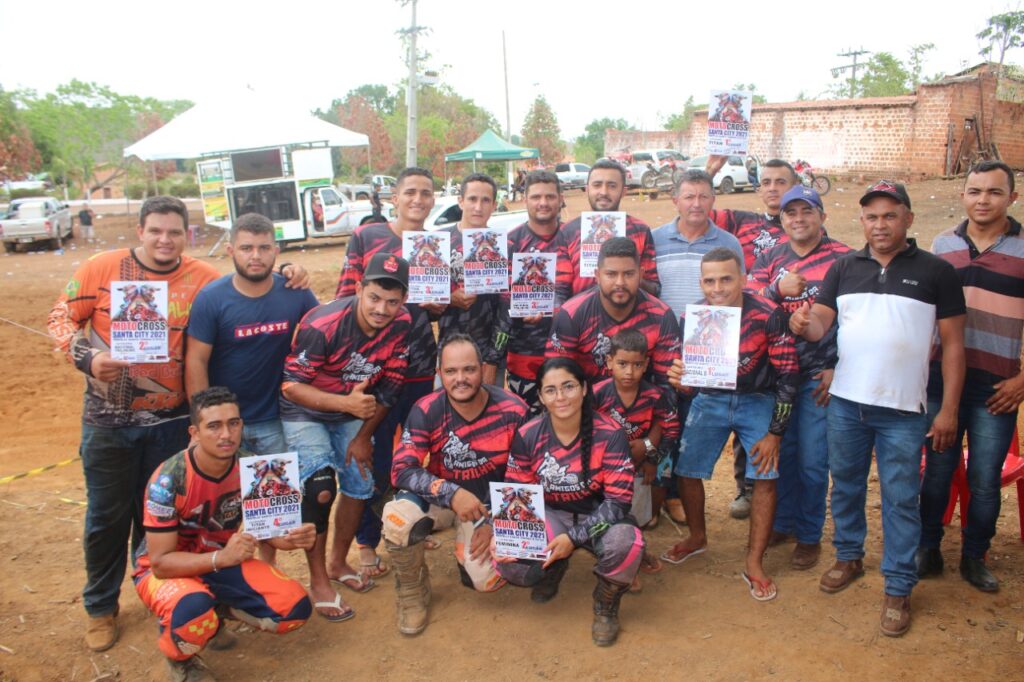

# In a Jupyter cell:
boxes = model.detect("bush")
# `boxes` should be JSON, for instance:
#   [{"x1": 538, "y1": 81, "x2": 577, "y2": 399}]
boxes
[
  {"x1": 165, "y1": 176, "x2": 199, "y2": 198},
  {"x1": 8, "y1": 188, "x2": 57, "y2": 200},
  {"x1": 126, "y1": 183, "x2": 147, "y2": 200}
]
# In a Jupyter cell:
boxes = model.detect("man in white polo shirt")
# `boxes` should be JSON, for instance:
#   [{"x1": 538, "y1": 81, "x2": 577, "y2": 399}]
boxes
[{"x1": 790, "y1": 180, "x2": 966, "y2": 638}]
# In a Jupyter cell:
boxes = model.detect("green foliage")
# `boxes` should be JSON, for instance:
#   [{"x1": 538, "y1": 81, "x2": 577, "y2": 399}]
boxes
[
  {"x1": 908, "y1": 43, "x2": 937, "y2": 87},
  {"x1": 663, "y1": 96, "x2": 699, "y2": 131},
  {"x1": 0, "y1": 87, "x2": 41, "y2": 176},
  {"x1": 977, "y1": 11, "x2": 1024, "y2": 68},
  {"x1": 7, "y1": 188, "x2": 57, "y2": 200},
  {"x1": 521, "y1": 95, "x2": 563, "y2": 165},
  {"x1": 858, "y1": 53, "x2": 912, "y2": 97},
  {"x1": 14, "y1": 80, "x2": 191, "y2": 198},
  {"x1": 163, "y1": 175, "x2": 199, "y2": 198},
  {"x1": 574, "y1": 117, "x2": 630, "y2": 162}
]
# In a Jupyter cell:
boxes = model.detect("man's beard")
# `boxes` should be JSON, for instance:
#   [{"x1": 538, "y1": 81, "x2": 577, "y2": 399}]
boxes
[{"x1": 234, "y1": 260, "x2": 273, "y2": 283}]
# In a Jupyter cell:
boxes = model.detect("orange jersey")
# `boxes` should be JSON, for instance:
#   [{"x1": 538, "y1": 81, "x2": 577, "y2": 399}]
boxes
[{"x1": 47, "y1": 248, "x2": 220, "y2": 427}]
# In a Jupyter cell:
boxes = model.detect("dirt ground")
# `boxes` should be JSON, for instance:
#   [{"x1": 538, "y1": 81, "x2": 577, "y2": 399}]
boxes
[{"x1": 1, "y1": 178, "x2": 1022, "y2": 681}]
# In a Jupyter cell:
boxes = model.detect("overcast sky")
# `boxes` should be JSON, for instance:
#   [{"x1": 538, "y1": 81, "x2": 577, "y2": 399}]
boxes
[{"x1": 2, "y1": 0, "x2": 1020, "y2": 141}]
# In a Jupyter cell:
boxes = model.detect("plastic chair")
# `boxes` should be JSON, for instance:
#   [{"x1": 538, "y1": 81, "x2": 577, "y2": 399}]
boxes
[{"x1": 931, "y1": 427, "x2": 1024, "y2": 542}]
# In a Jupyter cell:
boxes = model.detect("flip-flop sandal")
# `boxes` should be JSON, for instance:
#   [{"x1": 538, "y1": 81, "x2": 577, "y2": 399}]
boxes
[
  {"x1": 329, "y1": 573, "x2": 376, "y2": 593},
  {"x1": 664, "y1": 501, "x2": 688, "y2": 525},
  {"x1": 642, "y1": 515, "x2": 659, "y2": 530},
  {"x1": 741, "y1": 572, "x2": 778, "y2": 602},
  {"x1": 660, "y1": 545, "x2": 707, "y2": 565},
  {"x1": 639, "y1": 553, "x2": 664, "y2": 574},
  {"x1": 360, "y1": 555, "x2": 390, "y2": 580},
  {"x1": 313, "y1": 593, "x2": 355, "y2": 622}
]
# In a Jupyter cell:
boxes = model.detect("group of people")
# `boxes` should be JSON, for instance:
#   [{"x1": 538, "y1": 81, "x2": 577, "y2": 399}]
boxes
[{"x1": 47, "y1": 156, "x2": 1021, "y2": 679}]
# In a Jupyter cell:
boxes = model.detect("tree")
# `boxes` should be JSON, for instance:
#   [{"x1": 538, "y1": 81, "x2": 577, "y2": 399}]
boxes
[
  {"x1": 573, "y1": 117, "x2": 631, "y2": 163},
  {"x1": 16, "y1": 81, "x2": 191, "y2": 197},
  {"x1": 330, "y1": 94, "x2": 395, "y2": 176},
  {"x1": 857, "y1": 52, "x2": 912, "y2": 97},
  {"x1": 908, "y1": 43, "x2": 937, "y2": 87},
  {"x1": 521, "y1": 95, "x2": 563, "y2": 165},
  {"x1": 977, "y1": 11, "x2": 1024, "y2": 71},
  {"x1": 663, "y1": 96, "x2": 699, "y2": 131},
  {"x1": 733, "y1": 83, "x2": 768, "y2": 104},
  {"x1": 0, "y1": 87, "x2": 41, "y2": 179}
]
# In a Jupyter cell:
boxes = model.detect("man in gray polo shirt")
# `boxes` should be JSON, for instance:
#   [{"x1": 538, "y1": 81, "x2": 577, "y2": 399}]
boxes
[{"x1": 651, "y1": 169, "x2": 743, "y2": 525}]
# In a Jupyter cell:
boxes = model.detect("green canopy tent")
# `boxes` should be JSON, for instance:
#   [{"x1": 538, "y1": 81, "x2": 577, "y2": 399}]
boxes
[{"x1": 444, "y1": 130, "x2": 539, "y2": 191}]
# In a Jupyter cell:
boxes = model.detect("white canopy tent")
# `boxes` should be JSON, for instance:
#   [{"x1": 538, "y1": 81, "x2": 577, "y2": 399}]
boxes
[{"x1": 123, "y1": 91, "x2": 369, "y2": 160}]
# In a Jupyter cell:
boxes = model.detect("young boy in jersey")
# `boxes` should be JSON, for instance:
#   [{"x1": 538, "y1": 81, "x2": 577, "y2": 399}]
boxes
[{"x1": 593, "y1": 329, "x2": 680, "y2": 591}]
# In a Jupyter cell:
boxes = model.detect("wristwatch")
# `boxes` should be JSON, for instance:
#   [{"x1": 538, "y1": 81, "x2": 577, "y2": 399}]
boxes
[{"x1": 643, "y1": 438, "x2": 658, "y2": 463}]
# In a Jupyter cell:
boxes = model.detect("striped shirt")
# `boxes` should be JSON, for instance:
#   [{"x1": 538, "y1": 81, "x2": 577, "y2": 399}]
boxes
[
  {"x1": 931, "y1": 217, "x2": 1024, "y2": 382},
  {"x1": 651, "y1": 219, "x2": 745, "y2": 319}
]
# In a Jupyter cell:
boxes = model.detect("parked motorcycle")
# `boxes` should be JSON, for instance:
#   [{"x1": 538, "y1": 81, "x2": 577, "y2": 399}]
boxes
[{"x1": 793, "y1": 159, "x2": 831, "y2": 195}]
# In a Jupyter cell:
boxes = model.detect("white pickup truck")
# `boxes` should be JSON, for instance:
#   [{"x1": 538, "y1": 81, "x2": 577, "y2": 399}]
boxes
[
  {"x1": 0, "y1": 197, "x2": 73, "y2": 252},
  {"x1": 423, "y1": 195, "x2": 527, "y2": 232}
]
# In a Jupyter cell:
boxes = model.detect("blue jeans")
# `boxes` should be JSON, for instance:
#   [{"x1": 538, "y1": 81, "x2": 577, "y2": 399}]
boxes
[
  {"x1": 80, "y1": 418, "x2": 189, "y2": 616},
  {"x1": 920, "y1": 376, "x2": 1018, "y2": 559},
  {"x1": 355, "y1": 377, "x2": 436, "y2": 549},
  {"x1": 281, "y1": 419, "x2": 373, "y2": 499},
  {"x1": 675, "y1": 391, "x2": 778, "y2": 481},
  {"x1": 241, "y1": 419, "x2": 287, "y2": 455},
  {"x1": 773, "y1": 378, "x2": 830, "y2": 544},
  {"x1": 827, "y1": 395, "x2": 928, "y2": 596}
]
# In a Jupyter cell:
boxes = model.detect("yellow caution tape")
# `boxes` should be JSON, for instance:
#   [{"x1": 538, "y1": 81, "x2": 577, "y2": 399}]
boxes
[{"x1": 0, "y1": 457, "x2": 80, "y2": 485}]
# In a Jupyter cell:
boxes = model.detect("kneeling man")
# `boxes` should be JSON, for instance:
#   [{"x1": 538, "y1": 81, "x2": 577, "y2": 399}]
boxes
[
  {"x1": 134, "y1": 387, "x2": 315, "y2": 681},
  {"x1": 383, "y1": 333, "x2": 529, "y2": 635}
]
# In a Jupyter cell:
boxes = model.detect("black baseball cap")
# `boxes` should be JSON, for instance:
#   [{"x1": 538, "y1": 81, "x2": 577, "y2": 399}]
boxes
[
  {"x1": 363, "y1": 252, "x2": 409, "y2": 291},
  {"x1": 860, "y1": 180, "x2": 912, "y2": 210}
]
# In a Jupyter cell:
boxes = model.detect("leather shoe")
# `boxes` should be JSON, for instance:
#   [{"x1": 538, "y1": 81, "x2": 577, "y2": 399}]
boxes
[
  {"x1": 879, "y1": 593, "x2": 911, "y2": 637},
  {"x1": 819, "y1": 559, "x2": 864, "y2": 593},
  {"x1": 791, "y1": 543, "x2": 821, "y2": 570},
  {"x1": 915, "y1": 547, "x2": 943, "y2": 578},
  {"x1": 85, "y1": 611, "x2": 118, "y2": 652},
  {"x1": 959, "y1": 555, "x2": 999, "y2": 592}
]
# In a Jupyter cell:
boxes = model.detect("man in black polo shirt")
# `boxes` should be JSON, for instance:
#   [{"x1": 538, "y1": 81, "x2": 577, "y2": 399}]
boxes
[{"x1": 790, "y1": 180, "x2": 966, "y2": 637}]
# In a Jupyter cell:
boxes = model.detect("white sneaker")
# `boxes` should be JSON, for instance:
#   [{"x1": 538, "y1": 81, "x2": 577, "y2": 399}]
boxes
[{"x1": 729, "y1": 491, "x2": 752, "y2": 519}]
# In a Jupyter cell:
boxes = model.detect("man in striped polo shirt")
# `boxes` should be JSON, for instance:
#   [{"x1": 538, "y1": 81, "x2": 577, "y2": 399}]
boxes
[
  {"x1": 790, "y1": 180, "x2": 966, "y2": 637},
  {"x1": 918, "y1": 161, "x2": 1022, "y2": 593}
]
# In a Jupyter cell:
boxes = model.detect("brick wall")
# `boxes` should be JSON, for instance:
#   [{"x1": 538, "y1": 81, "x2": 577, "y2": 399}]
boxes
[{"x1": 605, "y1": 64, "x2": 1024, "y2": 178}]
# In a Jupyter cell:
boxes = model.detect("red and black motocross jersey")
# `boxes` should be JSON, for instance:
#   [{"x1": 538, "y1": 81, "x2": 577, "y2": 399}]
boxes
[
  {"x1": 748, "y1": 235, "x2": 852, "y2": 377},
  {"x1": 709, "y1": 209, "x2": 788, "y2": 271},
  {"x1": 134, "y1": 447, "x2": 243, "y2": 577},
  {"x1": 336, "y1": 222, "x2": 436, "y2": 379},
  {"x1": 487, "y1": 221, "x2": 574, "y2": 379},
  {"x1": 561, "y1": 214, "x2": 660, "y2": 296},
  {"x1": 280, "y1": 296, "x2": 410, "y2": 423},
  {"x1": 436, "y1": 224, "x2": 500, "y2": 354},
  {"x1": 546, "y1": 288, "x2": 681, "y2": 390},
  {"x1": 593, "y1": 378, "x2": 680, "y2": 454},
  {"x1": 392, "y1": 385, "x2": 529, "y2": 506},
  {"x1": 681, "y1": 292, "x2": 799, "y2": 435},
  {"x1": 507, "y1": 411, "x2": 633, "y2": 516}
]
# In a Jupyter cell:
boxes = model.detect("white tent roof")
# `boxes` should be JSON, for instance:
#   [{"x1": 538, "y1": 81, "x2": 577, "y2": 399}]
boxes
[{"x1": 124, "y1": 91, "x2": 369, "y2": 161}]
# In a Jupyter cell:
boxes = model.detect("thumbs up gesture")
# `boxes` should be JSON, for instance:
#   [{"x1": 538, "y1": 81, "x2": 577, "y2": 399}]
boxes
[
  {"x1": 344, "y1": 379, "x2": 378, "y2": 420},
  {"x1": 789, "y1": 301, "x2": 812, "y2": 337},
  {"x1": 777, "y1": 264, "x2": 807, "y2": 298}
]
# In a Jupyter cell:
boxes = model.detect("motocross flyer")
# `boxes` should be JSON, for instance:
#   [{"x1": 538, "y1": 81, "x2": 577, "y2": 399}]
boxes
[
  {"x1": 402, "y1": 231, "x2": 451, "y2": 304},
  {"x1": 509, "y1": 252, "x2": 557, "y2": 318},
  {"x1": 578, "y1": 211, "x2": 626, "y2": 278},
  {"x1": 239, "y1": 452, "x2": 303, "y2": 540},
  {"x1": 680, "y1": 304, "x2": 741, "y2": 389},
  {"x1": 108, "y1": 280, "x2": 170, "y2": 362},
  {"x1": 461, "y1": 227, "x2": 510, "y2": 294},
  {"x1": 490, "y1": 482, "x2": 548, "y2": 561},
  {"x1": 706, "y1": 89, "x2": 753, "y2": 155}
]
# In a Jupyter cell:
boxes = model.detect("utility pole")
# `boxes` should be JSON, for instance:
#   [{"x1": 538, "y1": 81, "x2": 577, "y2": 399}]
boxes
[
  {"x1": 831, "y1": 48, "x2": 869, "y2": 98},
  {"x1": 401, "y1": 0, "x2": 423, "y2": 167},
  {"x1": 502, "y1": 30, "x2": 513, "y2": 192}
]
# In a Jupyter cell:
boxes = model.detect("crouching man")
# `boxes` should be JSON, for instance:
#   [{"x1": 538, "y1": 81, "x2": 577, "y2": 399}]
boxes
[
  {"x1": 134, "y1": 387, "x2": 315, "y2": 681},
  {"x1": 383, "y1": 333, "x2": 529, "y2": 635}
]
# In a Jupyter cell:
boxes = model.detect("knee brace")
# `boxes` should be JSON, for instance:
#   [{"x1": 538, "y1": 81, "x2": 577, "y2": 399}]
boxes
[
  {"x1": 382, "y1": 498, "x2": 433, "y2": 547},
  {"x1": 302, "y1": 467, "x2": 337, "y2": 534}
]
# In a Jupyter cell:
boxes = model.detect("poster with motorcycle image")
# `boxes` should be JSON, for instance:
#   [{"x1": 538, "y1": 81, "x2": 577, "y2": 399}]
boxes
[
  {"x1": 239, "y1": 453, "x2": 303, "y2": 540},
  {"x1": 490, "y1": 482, "x2": 548, "y2": 561},
  {"x1": 706, "y1": 89, "x2": 752, "y2": 155},
  {"x1": 578, "y1": 211, "x2": 626, "y2": 278},
  {"x1": 108, "y1": 281, "x2": 169, "y2": 363},
  {"x1": 680, "y1": 304, "x2": 741, "y2": 389},
  {"x1": 402, "y1": 231, "x2": 451, "y2": 304},
  {"x1": 462, "y1": 227, "x2": 510, "y2": 294},
  {"x1": 510, "y1": 252, "x2": 557, "y2": 317}
]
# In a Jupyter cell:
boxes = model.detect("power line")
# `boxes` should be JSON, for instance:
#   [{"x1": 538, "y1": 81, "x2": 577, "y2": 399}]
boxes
[{"x1": 831, "y1": 48, "x2": 870, "y2": 98}]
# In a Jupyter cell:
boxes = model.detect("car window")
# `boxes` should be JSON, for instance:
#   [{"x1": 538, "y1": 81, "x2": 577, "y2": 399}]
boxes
[
  {"x1": 436, "y1": 205, "x2": 462, "y2": 225},
  {"x1": 555, "y1": 164, "x2": 570, "y2": 173},
  {"x1": 728, "y1": 156, "x2": 743, "y2": 166},
  {"x1": 689, "y1": 156, "x2": 707, "y2": 167},
  {"x1": 320, "y1": 189, "x2": 341, "y2": 206},
  {"x1": 574, "y1": 164, "x2": 590, "y2": 172},
  {"x1": 633, "y1": 153, "x2": 652, "y2": 163}
]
